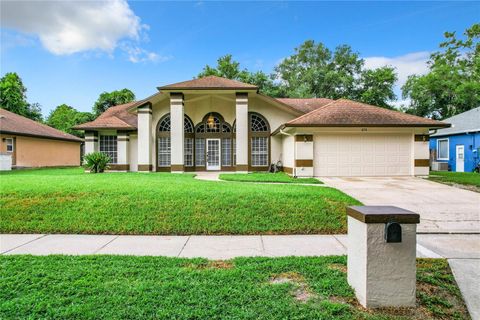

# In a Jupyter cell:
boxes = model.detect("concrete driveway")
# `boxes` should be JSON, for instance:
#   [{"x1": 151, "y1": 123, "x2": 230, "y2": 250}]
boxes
[{"x1": 321, "y1": 177, "x2": 480, "y2": 233}]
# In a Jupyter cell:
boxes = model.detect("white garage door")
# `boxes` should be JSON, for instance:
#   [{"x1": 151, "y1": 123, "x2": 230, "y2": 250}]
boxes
[{"x1": 314, "y1": 133, "x2": 412, "y2": 177}]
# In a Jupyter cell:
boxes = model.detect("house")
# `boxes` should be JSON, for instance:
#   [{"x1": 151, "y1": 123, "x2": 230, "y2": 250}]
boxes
[
  {"x1": 0, "y1": 108, "x2": 82, "y2": 168},
  {"x1": 74, "y1": 76, "x2": 448, "y2": 177},
  {"x1": 430, "y1": 107, "x2": 480, "y2": 172}
]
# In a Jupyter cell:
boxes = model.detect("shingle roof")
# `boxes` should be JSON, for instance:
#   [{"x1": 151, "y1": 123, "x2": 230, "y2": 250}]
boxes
[
  {"x1": 275, "y1": 98, "x2": 334, "y2": 113},
  {"x1": 431, "y1": 107, "x2": 480, "y2": 137},
  {"x1": 0, "y1": 108, "x2": 82, "y2": 142},
  {"x1": 158, "y1": 75, "x2": 258, "y2": 90},
  {"x1": 73, "y1": 102, "x2": 138, "y2": 130},
  {"x1": 286, "y1": 99, "x2": 450, "y2": 128}
]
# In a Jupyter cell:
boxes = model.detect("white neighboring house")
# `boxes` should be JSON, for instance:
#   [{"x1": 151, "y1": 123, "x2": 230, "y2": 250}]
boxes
[{"x1": 74, "y1": 76, "x2": 449, "y2": 177}]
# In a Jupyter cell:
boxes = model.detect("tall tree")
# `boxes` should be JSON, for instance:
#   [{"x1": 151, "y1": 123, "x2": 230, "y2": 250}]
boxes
[
  {"x1": 198, "y1": 55, "x2": 281, "y2": 96},
  {"x1": 402, "y1": 23, "x2": 480, "y2": 119},
  {"x1": 357, "y1": 67, "x2": 397, "y2": 109},
  {"x1": 93, "y1": 89, "x2": 135, "y2": 116},
  {"x1": 47, "y1": 104, "x2": 94, "y2": 137},
  {"x1": 274, "y1": 41, "x2": 397, "y2": 108},
  {"x1": 0, "y1": 72, "x2": 43, "y2": 121}
]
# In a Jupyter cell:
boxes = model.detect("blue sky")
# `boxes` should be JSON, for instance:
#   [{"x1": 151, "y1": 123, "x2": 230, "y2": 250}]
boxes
[{"x1": 1, "y1": 1, "x2": 478, "y2": 117}]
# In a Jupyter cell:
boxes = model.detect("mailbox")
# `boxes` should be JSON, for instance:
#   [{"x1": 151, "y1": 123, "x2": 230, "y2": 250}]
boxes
[
  {"x1": 385, "y1": 221, "x2": 402, "y2": 243},
  {"x1": 347, "y1": 206, "x2": 420, "y2": 307}
]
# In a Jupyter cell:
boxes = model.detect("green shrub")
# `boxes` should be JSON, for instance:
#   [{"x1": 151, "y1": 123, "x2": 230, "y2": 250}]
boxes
[{"x1": 83, "y1": 152, "x2": 110, "y2": 173}]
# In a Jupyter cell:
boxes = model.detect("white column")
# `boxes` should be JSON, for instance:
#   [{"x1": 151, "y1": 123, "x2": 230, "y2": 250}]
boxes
[
  {"x1": 116, "y1": 131, "x2": 129, "y2": 171},
  {"x1": 137, "y1": 104, "x2": 152, "y2": 172},
  {"x1": 294, "y1": 135, "x2": 314, "y2": 177},
  {"x1": 84, "y1": 131, "x2": 98, "y2": 155},
  {"x1": 170, "y1": 92, "x2": 184, "y2": 172},
  {"x1": 414, "y1": 132, "x2": 430, "y2": 176},
  {"x1": 235, "y1": 92, "x2": 249, "y2": 172}
]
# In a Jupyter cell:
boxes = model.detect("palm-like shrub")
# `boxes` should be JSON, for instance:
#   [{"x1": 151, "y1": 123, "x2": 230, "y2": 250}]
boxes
[{"x1": 83, "y1": 152, "x2": 110, "y2": 173}]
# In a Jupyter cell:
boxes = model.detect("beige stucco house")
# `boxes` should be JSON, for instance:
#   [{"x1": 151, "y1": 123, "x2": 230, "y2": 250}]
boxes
[
  {"x1": 75, "y1": 76, "x2": 448, "y2": 177},
  {"x1": 0, "y1": 108, "x2": 82, "y2": 168}
]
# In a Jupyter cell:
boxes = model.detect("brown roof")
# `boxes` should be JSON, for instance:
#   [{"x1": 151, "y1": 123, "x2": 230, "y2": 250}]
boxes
[
  {"x1": 158, "y1": 75, "x2": 258, "y2": 90},
  {"x1": 73, "y1": 102, "x2": 138, "y2": 130},
  {"x1": 0, "y1": 108, "x2": 82, "y2": 142},
  {"x1": 286, "y1": 99, "x2": 450, "y2": 128},
  {"x1": 275, "y1": 98, "x2": 333, "y2": 113}
]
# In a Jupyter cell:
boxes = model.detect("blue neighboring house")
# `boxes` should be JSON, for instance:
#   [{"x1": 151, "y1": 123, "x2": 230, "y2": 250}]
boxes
[{"x1": 430, "y1": 107, "x2": 480, "y2": 172}]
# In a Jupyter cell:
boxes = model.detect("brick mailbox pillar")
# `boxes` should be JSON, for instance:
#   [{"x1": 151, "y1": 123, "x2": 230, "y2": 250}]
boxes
[{"x1": 347, "y1": 205, "x2": 420, "y2": 308}]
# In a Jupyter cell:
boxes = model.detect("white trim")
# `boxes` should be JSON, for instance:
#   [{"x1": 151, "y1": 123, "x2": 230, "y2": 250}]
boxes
[
  {"x1": 5, "y1": 138, "x2": 14, "y2": 152},
  {"x1": 436, "y1": 138, "x2": 449, "y2": 160},
  {"x1": 431, "y1": 128, "x2": 480, "y2": 137}
]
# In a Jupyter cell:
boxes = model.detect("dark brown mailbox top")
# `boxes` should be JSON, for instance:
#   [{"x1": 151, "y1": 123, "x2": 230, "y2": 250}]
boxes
[{"x1": 347, "y1": 206, "x2": 420, "y2": 224}]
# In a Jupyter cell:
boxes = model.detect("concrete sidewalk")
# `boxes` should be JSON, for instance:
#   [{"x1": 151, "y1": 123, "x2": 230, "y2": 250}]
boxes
[
  {"x1": 1, "y1": 234, "x2": 348, "y2": 259},
  {"x1": 0, "y1": 233, "x2": 459, "y2": 259}
]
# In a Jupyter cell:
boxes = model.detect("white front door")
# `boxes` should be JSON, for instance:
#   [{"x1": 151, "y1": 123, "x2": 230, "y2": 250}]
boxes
[
  {"x1": 206, "y1": 139, "x2": 221, "y2": 170},
  {"x1": 456, "y1": 145, "x2": 464, "y2": 172}
]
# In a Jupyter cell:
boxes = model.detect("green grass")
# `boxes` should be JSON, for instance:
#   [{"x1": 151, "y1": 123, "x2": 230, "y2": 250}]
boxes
[
  {"x1": 0, "y1": 256, "x2": 468, "y2": 319},
  {"x1": 0, "y1": 167, "x2": 359, "y2": 235},
  {"x1": 429, "y1": 171, "x2": 480, "y2": 189},
  {"x1": 220, "y1": 172, "x2": 322, "y2": 184}
]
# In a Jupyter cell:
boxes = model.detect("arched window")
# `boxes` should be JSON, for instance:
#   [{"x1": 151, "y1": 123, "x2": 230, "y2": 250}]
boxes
[
  {"x1": 249, "y1": 113, "x2": 270, "y2": 167},
  {"x1": 222, "y1": 123, "x2": 231, "y2": 133},
  {"x1": 158, "y1": 115, "x2": 171, "y2": 132},
  {"x1": 250, "y1": 114, "x2": 269, "y2": 132},
  {"x1": 196, "y1": 124, "x2": 205, "y2": 133},
  {"x1": 206, "y1": 115, "x2": 221, "y2": 133},
  {"x1": 156, "y1": 114, "x2": 194, "y2": 168},
  {"x1": 157, "y1": 114, "x2": 171, "y2": 167},
  {"x1": 184, "y1": 116, "x2": 194, "y2": 166},
  {"x1": 194, "y1": 113, "x2": 233, "y2": 167},
  {"x1": 184, "y1": 117, "x2": 194, "y2": 133},
  {"x1": 157, "y1": 114, "x2": 193, "y2": 133}
]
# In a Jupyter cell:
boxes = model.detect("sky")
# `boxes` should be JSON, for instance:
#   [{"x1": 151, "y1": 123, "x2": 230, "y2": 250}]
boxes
[{"x1": 1, "y1": 1, "x2": 479, "y2": 117}]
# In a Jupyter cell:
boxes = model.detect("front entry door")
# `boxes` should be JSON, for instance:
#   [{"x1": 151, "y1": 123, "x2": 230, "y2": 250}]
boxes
[
  {"x1": 456, "y1": 145, "x2": 464, "y2": 172},
  {"x1": 206, "y1": 139, "x2": 221, "y2": 170}
]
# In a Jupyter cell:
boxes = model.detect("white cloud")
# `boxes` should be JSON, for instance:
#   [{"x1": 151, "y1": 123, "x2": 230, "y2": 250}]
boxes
[
  {"x1": 364, "y1": 51, "x2": 431, "y2": 88},
  {"x1": 120, "y1": 43, "x2": 171, "y2": 64},
  {"x1": 1, "y1": 0, "x2": 165, "y2": 63}
]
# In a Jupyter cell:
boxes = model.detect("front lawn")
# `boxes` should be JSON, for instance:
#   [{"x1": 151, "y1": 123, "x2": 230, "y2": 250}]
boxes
[
  {"x1": 0, "y1": 256, "x2": 468, "y2": 319},
  {"x1": 0, "y1": 168, "x2": 358, "y2": 234},
  {"x1": 219, "y1": 172, "x2": 322, "y2": 184},
  {"x1": 429, "y1": 171, "x2": 480, "y2": 190}
]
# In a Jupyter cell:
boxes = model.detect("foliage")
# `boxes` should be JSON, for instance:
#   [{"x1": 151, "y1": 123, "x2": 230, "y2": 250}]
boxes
[
  {"x1": 0, "y1": 72, "x2": 43, "y2": 121},
  {"x1": 46, "y1": 104, "x2": 94, "y2": 137},
  {"x1": 93, "y1": 88, "x2": 135, "y2": 116},
  {"x1": 275, "y1": 41, "x2": 397, "y2": 108},
  {"x1": 83, "y1": 152, "x2": 110, "y2": 173},
  {"x1": 402, "y1": 23, "x2": 480, "y2": 119},
  {"x1": 0, "y1": 168, "x2": 359, "y2": 234},
  {"x1": 199, "y1": 43, "x2": 398, "y2": 108},
  {"x1": 0, "y1": 256, "x2": 468, "y2": 319},
  {"x1": 198, "y1": 54, "x2": 282, "y2": 96},
  {"x1": 357, "y1": 67, "x2": 397, "y2": 108},
  {"x1": 416, "y1": 259, "x2": 469, "y2": 319},
  {"x1": 220, "y1": 172, "x2": 322, "y2": 184}
]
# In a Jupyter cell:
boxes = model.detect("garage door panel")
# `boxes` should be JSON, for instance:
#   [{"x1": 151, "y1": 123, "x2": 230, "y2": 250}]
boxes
[{"x1": 314, "y1": 133, "x2": 412, "y2": 177}]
